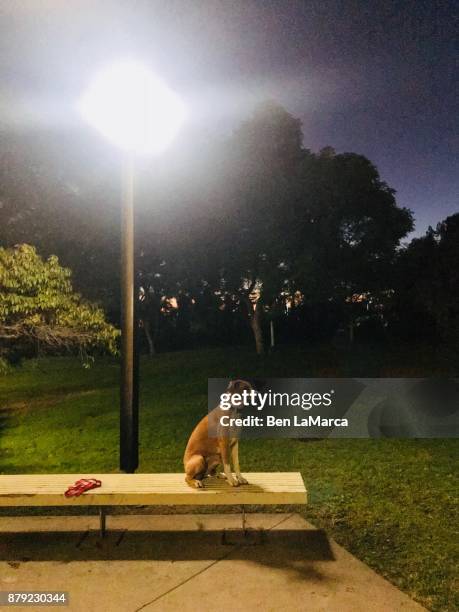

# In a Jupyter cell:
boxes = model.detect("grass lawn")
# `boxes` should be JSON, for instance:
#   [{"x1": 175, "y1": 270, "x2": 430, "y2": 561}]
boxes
[{"x1": 0, "y1": 344, "x2": 457, "y2": 611}]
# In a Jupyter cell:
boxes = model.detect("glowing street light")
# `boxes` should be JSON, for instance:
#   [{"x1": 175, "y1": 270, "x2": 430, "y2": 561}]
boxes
[
  {"x1": 78, "y1": 62, "x2": 186, "y2": 155},
  {"x1": 79, "y1": 61, "x2": 186, "y2": 473}
]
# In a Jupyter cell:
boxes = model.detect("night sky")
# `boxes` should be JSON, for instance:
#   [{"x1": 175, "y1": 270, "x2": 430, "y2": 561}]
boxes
[{"x1": 1, "y1": 0, "x2": 457, "y2": 236}]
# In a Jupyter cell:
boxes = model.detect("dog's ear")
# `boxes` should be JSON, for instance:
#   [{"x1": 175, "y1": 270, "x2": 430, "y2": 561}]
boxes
[
  {"x1": 227, "y1": 380, "x2": 237, "y2": 393},
  {"x1": 247, "y1": 378, "x2": 265, "y2": 392}
]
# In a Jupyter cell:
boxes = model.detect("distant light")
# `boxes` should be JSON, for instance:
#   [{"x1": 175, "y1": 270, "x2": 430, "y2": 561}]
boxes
[{"x1": 78, "y1": 61, "x2": 186, "y2": 155}]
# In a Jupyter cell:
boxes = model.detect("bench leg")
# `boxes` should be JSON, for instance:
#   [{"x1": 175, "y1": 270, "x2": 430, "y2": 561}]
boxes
[
  {"x1": 241, "y1": 505, "x2": 246, "y2": 532},
  {"x1": 99, "y1": 507, "x2": 106, "y2": 538}
]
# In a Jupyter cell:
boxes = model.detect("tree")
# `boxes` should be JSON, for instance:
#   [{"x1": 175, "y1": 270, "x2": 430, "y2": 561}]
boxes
[
  {"x1": 0, "y1": 244, "x2": 119, "y2": 368},
  {"x1": 200, "y1": 102, "x2": 307, "y2": 354},
  {"x1": 0, "y1": 137, "x2": 121, "y2": 316},
  {"x1": 286, "y1": 150, "x2": 413, "y2": 340},
  {"x1": 393, "y1": 213, "x2": 459, "y2": 344},
  {"x1": 195, "y1": 104, "x2": 413, "y2": 352}
]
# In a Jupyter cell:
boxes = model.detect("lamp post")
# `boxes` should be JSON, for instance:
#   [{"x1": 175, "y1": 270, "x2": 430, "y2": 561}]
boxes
[
  {"x1": 78, "y1": 61, "x2": 186, "y2": 472},
  {"x1": 120, "y1": 154, "x2": 138, "y2": 472}
]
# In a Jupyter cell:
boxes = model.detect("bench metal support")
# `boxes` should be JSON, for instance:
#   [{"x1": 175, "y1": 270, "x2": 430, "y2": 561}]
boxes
[{"x1": 99, "y1": 507, "x2": 107, "y2": 538}]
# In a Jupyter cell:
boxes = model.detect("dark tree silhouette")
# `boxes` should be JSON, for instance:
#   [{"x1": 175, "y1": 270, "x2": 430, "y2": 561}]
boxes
[{"x1": 394, "y1": 213, "x2": 459, "y2": 343}]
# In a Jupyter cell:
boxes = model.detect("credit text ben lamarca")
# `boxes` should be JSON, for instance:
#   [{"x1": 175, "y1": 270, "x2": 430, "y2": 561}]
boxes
[{"x1": 218, "y1": 389, "x2": 349, "y2": 428}]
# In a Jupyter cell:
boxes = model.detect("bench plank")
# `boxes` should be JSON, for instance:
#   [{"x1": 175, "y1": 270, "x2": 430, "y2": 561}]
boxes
[{"x1": 0, "y1": 473, "x2": 307, "y2": 506}]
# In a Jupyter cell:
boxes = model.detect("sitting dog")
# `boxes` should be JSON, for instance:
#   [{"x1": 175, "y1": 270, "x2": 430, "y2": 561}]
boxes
[{"x1": 184, "y1": 379, "x2": 252, "y2": 488}]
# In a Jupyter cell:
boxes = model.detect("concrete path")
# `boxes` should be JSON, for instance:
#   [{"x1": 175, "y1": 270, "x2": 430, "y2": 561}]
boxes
[{"x1": 0, "y1": 513, "x2": 424, "y2": 612}]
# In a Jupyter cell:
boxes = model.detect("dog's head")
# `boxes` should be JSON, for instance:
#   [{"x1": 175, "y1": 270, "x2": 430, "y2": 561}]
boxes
[
  {"x1": 227, "y1": 379, "x2": 253, "y2": 394},
  {"x1": 225, "y1": 379, "x2": 254, "y2": 413}
]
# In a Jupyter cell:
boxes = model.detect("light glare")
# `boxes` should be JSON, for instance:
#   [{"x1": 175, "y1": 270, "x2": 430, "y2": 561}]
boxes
[{"x1": 78, "y1": 62, "x2": 186, "y2": 155}]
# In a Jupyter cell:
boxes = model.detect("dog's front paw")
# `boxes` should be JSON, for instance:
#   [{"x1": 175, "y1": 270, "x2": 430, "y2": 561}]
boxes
[
  {"x1": 236, "y1": 475, "x2": 248, "y2": 485},
  {"x1": 185, "y1": 477, "x2": 204, "y2": 489},
  {"x1": 228, "y1": 477, "x2": 239, "y2": 487}
]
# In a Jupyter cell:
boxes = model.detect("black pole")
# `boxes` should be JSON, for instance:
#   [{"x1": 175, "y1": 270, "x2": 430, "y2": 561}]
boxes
[{"x1": 120, "y1": 155, "x2": 139, "y2": 473}]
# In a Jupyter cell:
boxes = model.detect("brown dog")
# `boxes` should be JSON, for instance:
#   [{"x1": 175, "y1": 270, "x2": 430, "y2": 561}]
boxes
[{"x1": 183, "y1": 380, "x2": 252, "y2": 488}]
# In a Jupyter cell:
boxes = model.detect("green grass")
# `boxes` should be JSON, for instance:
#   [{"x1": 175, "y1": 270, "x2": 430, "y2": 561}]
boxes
[{"x1": 0, "y1": 345, "x2": 458, "y2": 611}]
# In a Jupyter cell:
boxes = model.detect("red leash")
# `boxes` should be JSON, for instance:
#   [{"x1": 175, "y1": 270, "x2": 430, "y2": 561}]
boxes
[{"x1": 64, "y1": 478, "x2": 102, "y2": 497}]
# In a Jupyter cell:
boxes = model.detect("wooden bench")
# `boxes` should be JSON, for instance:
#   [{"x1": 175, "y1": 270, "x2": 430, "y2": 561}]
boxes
[{"x1": 0, "y1": 472, "x2": 307, "y2": 536}]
